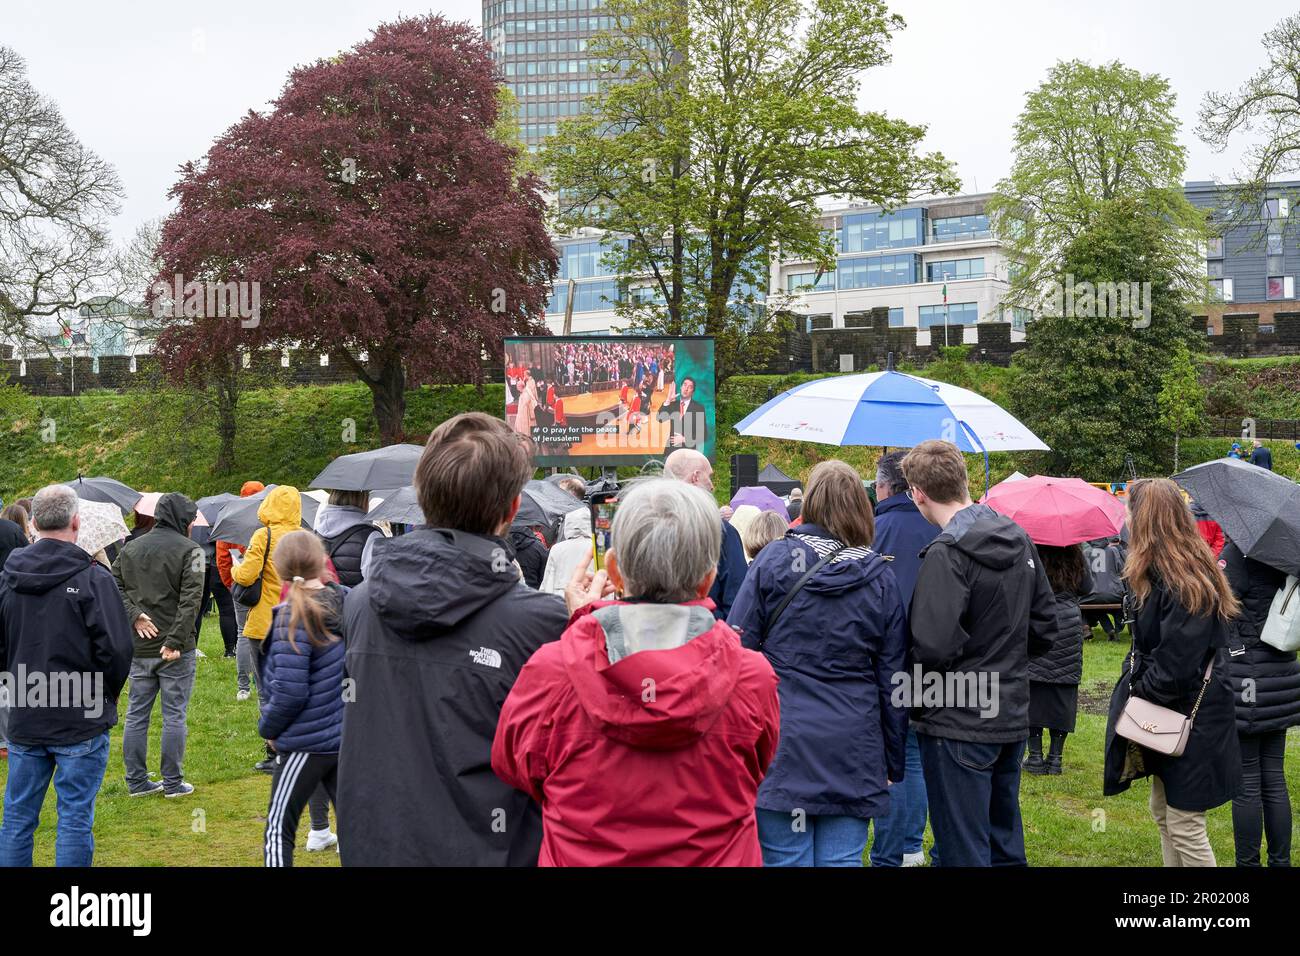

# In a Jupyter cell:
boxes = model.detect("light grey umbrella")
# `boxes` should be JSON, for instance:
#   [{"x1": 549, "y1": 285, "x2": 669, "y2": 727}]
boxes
[
  {"x1": 365, "y1": 486, "x2": 424, "y2": 526},
  {"x1": 1172, "y1": 457, "x2": 1300, "y2": 575},
  {"x1": 209, "y1": 485, "x2": 320, "y2": 546},
  {"x1": 310, "y1": 444, "x2": 425, "y2": 492},
  {"x1": 62, "y1": 475, "x2": 142, "y2": 513}
]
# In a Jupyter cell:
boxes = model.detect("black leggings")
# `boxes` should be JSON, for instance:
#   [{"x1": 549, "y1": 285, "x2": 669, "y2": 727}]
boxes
[
  {"x1": 1231, "y1": 729, "x2": 1291, "y2": 867},
  {"x1": 264, "y1": 752, "x2": 338, "y2": 867}
]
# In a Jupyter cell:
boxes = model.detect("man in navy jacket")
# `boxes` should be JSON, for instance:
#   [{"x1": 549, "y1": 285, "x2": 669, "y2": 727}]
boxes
[
  {"x1": 664, "y1": 449, "x2": 744, "y2": 619},
  {"x1": 0, "y1": 485, "x2": 133, "y2": 866},
  {"x1": 869, "y1": 451, "x2": 939, "y2": 867}
]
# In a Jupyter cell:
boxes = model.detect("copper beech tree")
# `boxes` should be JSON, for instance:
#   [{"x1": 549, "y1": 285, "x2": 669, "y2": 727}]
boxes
[{"x1": 152, "y1": 15, "x2": 557, "y2": 445}]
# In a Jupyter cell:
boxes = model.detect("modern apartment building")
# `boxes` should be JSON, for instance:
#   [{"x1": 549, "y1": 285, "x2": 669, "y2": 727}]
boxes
[
  {"x1": 542, "y1": 193, "x2": 1026, "y2": 344},
  {"x1": 483, "y1": 0, "x2": 616, "y2": 149},
  {"x1": 1186, "y1": 179, "x2": 1300, "y2": 334}
]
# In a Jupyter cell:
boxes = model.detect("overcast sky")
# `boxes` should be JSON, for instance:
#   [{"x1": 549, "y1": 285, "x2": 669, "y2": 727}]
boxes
[{"x1": 2, "y1": 0, "x2": 1287, "y2": 245}]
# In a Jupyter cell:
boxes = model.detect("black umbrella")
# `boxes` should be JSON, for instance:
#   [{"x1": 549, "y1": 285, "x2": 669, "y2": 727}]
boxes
[
  {"x1": 310, "y1": 444, "x2": 425, "y2": 492},
  {"x1": 515, "y1": 479, "x2": 584, "y2": 545},
  {"x1": 365, "y1": 486, "x2": 424, "y2": 526},
  {"x1": 61, "y1": 476, "x2": 142, "y2": 513},
  {"x1": 1172, "y1": 457, "x2": 1300, "y2": 575},
  {"x1": 209, "y1": 485, "x2": 320, "y2": 546}
]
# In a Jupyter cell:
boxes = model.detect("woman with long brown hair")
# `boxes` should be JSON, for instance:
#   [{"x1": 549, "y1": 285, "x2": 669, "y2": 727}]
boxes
[
  {"x1": 1104, "y1": 478, "x2": 1241, "y2": 866},
  {"x1": 258, "y1": 531, "x2": 347, "y2": 866}
]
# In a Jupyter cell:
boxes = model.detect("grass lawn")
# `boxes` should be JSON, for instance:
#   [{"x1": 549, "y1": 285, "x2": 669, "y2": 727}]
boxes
[{"x1": 0, "y1": 614, "x2": 1294, "y2": 866}]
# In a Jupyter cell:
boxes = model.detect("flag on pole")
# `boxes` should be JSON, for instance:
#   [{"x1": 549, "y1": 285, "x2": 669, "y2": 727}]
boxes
[{"x1": 942, "y1": 282, "x2": 948, "y2": 304}]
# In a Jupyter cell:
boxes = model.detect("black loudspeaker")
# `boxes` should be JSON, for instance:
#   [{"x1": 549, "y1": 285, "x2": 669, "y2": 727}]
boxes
[{"x1": 730, "y1": 454, "x2": 759, "y2": 499}]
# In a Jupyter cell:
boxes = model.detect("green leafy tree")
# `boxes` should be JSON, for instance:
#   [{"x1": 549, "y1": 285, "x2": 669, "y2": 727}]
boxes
[
  {"x1": 989, "y1": 59, "x2": 1206, "y2": 307},
  {"x1": 1157, "y1": 345, "x2": 1205, "y2": 473},
  {"x1": 543, "y1": 0, "x2": 958, "y2": 381},
  {"x1": 1198, "y1": 12, "x2": 1300, "y2": 242},
  {"x1": 1009, "y1": 197, "x2": 1201, "y2": 478}
]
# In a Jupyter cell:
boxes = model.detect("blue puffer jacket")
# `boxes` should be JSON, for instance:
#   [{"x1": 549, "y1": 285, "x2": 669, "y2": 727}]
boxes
[{"x1": 258, "y1": 583, "x2": 347, "y2": 753}]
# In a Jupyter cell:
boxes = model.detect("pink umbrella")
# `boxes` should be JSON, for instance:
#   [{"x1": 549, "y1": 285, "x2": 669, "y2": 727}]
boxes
[{"x1": 980, "y1": 475, "x2": 1125, "y2": 547}]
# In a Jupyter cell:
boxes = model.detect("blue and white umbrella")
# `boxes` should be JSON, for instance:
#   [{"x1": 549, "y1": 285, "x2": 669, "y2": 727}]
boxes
[{"x1": 734, "y1": 370, "x2": 1048, "y2": 453}]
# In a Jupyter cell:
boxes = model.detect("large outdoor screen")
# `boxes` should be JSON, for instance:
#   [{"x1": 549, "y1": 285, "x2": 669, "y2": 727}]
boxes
[{"x1": 504, "y1": 335, "x2": 716, "y2": 467}]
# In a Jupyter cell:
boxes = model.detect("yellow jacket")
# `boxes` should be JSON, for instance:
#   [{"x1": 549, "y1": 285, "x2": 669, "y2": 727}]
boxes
[{"x1": 232, "y1": 485, "x2": 302, "y2": 639}]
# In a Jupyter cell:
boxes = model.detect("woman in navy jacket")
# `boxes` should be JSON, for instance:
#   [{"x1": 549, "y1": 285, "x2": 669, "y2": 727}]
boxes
[
  {"x1": 258, "y1": 531, "x2": 347, "y2": 867},
  {"x1": 729, "y1": 460, "x2": 908, "y2": 867}
]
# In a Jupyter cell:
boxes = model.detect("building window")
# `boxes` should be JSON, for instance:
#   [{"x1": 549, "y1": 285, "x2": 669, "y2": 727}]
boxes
[
  {"x1": 926, "y1": 257, "x2": 984, "y2": 282},
  {"x1": 1207, "y1": 260, "x2": 1224, "y2": 278},
  {"x1": 546, "y1": 278, "x2": 620, "y2": 313},
  {"x1": 1269, "y1": 255, "x2": 1286, "y2": 275},
  {"x1": 1206, "y1": 236, "x2": 1224, "y2": 258},
  {"x1": 888, "y1": 307, "x2": 904, "y2": 327},
  {"x1": 918, "y1": 302, "x2": 978, "y2": 328},
  {"x1": 1210, "y1": 278, "x2": 1234, "y2": 301},
  {"x1": 1264, "y1": 197, "x2": 1290, "y2": 219},
  {"x1": 1267, "y1": 233, "x2": 1284, "y2": 256},
  {"x1": 836, "y1": 253, "x2": 920, "y2": 290},
  {"x1": 786, "y1": 270, "x2": 834, "y2": 293},
  {"x1": 1267, "y1": 276, "x2": 1294, "y2": 300},
  {"x1": 841, "y1": 208, "x2": 923, "y2": 253},
  {"x1": 929, "y1": 214, "x2": 990, "y2": 243},
  {"x1": 1261, "y1": 323, "x2": 1276, "y2": 334}
]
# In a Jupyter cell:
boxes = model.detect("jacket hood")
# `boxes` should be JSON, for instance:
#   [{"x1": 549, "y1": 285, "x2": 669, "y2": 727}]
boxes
[
  {"x1": 314, "y1": 503, "x2": 368, "y2": 537},
  {"x1": 792, "y1": 524, "x2": 893, "y2": 596},
  {"x1": 367, "y1": 528, "x2": 522, "y2": 641},
  {"x1": 1, "y1": 537, "x2": 90, "y2": 594},
  {"x1": 240, "y1": 480, "x2": 265, "y2": 497},
  {"x1": 154, "y1": 493, "x2": 197, "y2": 535},
  {"x1": 561, "y1": 600, "x2": 741, "y2": 750},
  {"x1": 258, "y1": 485, "x2": 302, "y2": 528},
  {"x1": 930, "y1": 503, "x2": 1029, "y2": 570},
  {"x1": 561, "y1": 507, "x2": 591, "y2": 540}
]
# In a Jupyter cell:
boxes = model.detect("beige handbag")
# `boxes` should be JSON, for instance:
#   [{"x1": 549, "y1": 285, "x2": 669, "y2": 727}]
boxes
[{"x1": 1116, "y1": 654, "x2": 1214, "y2": 757}]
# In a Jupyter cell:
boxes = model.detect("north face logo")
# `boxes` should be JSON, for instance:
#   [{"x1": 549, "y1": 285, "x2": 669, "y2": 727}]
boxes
[
  {"x1": 1027, "y1": 559, "x2": 1035, "y2": 569},
  {"x1": 468, "y1": 646, "x2": 502, "y2": 668}
]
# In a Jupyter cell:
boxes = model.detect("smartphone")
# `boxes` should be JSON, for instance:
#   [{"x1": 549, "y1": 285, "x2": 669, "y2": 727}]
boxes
[{"x1": 590, "y1": 498, "x2": 618, "y2": 572}]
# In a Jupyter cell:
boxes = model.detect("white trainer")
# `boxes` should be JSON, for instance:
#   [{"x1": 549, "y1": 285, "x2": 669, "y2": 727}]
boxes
[
  {"x1": 306, "y1": 829, "x2": 338, "y2": 852},
  {"x1": 902, "y1": 851, "x2": 927, "y2": 867}
]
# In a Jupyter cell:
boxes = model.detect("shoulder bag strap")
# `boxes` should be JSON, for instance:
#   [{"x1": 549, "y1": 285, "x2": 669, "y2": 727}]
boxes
[{"x1": 760, "y1": 541, "x2": 846, "y2": 647}]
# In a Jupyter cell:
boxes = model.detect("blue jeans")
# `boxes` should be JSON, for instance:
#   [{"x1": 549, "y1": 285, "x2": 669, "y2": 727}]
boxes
[
  {"x1": 870, "y1": 728, "x2": 929, "y2": 866},
  {"x1": 0, "y1": 732, "x2": 111, "y2": 867},
  {"x1": 755, "y1": 808, "x2": 871, "y2": 867},
  {"x1": 918, "y1": 733, "x2": 1026, "y2": 867}
]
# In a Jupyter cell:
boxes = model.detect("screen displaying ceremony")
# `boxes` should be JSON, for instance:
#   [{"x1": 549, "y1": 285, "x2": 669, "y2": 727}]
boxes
[{"x1": 504, "y1": 336, "x2": 716, "y2": 466}]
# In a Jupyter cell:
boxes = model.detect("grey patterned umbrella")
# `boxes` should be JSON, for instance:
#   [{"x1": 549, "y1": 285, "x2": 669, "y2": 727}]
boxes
[
  {"x1": 1172, "y1": 457, "x2": 1300, "y2": 575},
  {"x1": 209, "y1": 485, "x2": 319, "y2": 546},
  {"x1": 365, "y1": 486, "x2": 423, "y2": 526}
]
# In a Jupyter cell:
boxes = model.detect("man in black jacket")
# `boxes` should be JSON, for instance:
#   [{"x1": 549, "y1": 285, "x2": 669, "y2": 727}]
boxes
[
  {"x1": 657, "y1": 375, "x2": 709, "y2": 450},
  {"x1": 901, "y1": 441, "x2": 1056, "y2": 867},
  {"x1": 338, "y1": 413, "x2": 569, "y2": 865},
  {"x1": 0, "y1": 484, "x2": 133, "y2": 866}
]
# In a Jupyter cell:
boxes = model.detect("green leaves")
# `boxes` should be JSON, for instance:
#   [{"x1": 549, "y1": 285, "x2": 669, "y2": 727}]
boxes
[{"x1": 543, "y1": 0, "x2": 957, "y2": 381}]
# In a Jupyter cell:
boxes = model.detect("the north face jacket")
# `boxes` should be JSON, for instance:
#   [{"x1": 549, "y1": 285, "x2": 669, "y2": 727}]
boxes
[
  {"x1": 1220, "y1": 542, "x2": 1300, "y2": 735},
  {"x1": 111, "y1": 494, "x2": 205, "y2": 658},
  {"x1": 493, "y1": 600, "x2": 779, "y2": 866},
  {"x1": 908, "y1": 504, "x2": 1057, "y2": 744},
  {"x1": 0, "y1": 537, "x2": 134, "y2": 745},
  {"x1": 337, "y1": 526, "x2": 569, "y2": 866}
]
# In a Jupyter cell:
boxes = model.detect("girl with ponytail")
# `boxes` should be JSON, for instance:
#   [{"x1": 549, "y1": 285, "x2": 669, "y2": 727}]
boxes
[{"x1": 258, "y1": 531, "x2": 348, "y2": 866}]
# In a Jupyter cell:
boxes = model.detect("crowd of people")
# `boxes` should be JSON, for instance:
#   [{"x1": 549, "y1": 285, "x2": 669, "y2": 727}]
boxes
[{"x1": 0, "y1": 414, "x2": 1296, "y2": 868}]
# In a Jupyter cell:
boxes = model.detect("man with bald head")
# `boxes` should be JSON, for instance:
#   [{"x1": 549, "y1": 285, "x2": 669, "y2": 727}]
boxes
[{"x1": 664, "y1": 449, "x2": 747, "y2": 619}]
